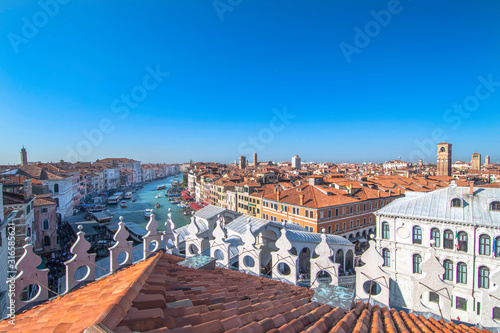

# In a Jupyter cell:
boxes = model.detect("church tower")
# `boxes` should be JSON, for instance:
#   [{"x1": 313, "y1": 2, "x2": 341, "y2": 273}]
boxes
[
  {"x1": 436, "y1": 143, "x2": 452, "y2": 176},
  {"x1": 20, "y1": 146, "x2": 28, "y2": 166}
]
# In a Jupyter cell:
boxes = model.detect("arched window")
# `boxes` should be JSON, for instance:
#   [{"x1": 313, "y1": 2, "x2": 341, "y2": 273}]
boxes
[
  {"x1": 43, "y1": 236, "x2": 51, "y2": 247},
  {"x1": 458, "y1": 231, "x2": 468, "y2": 252},
  {"x1": 496, "y1": 237, "x2": 500, "y2": 257},
  {"x1": 413, "y1": 226, "x2": 422, "y2": 244},
  {"x1": 479, "y1": 235, "x2": 491, "y2": 256},
  {"x1": 490, "y1": 201, "x2": 500, "y2": 211},
  {"x1": 42, "y1": 219, "x2": 49, "y2": 231},
  {"x1": 381, "y1": 222, "x2": 390, "y2": 239},
  {"x1": 444, "y1": 230, "x2": 454, "y2": 249},
  {"x1": 443, "y1": 260, "x2": 453, "y2": 281},
  {"x1": 413, "y1": 254, "x2": 422, "y2": 274},
  {"x1": 478, "y1": 266, "x2": 490, "y2": 289},
  {"x1": 457, "y1": 262, "x2": 467, "y2": 284},
  {"x1": 440, "y1": 147, "x2": 446, "y2": 152},
  {"x1": 27, "y1": 227, "x2": 31, "y2": 238},
  {"x1": 451, "y1": 198, "x2": 462, "y2": 208},
  {"x1": 382, "y1": 248, "x2": 390, "y2": 267},
  {"x1": 54, "y1": 184, "x2": 59, "y2": 193},
  {"x1": 430, "y1": 228, "x2": 440, "y2": 247}
]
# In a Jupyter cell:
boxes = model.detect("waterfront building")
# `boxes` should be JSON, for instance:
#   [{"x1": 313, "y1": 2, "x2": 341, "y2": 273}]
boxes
[
  {"x1": 33, "y1": 195, "x2": 58, "y2": 260},
  {"x1": 373, "y1": 182, "x2": 500, "y2": 326}
]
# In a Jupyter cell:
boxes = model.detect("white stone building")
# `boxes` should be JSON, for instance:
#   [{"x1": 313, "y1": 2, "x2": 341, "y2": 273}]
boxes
[{"x1": 369, "y1": 182, "x2": 500, "y2": 328}]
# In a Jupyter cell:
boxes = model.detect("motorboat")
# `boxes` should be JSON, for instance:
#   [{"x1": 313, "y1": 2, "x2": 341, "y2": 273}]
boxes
[
  {"x1": 123, "y1": 192, "x2": 133, "y2": 199},
  {"x1": 131, "y1": 197, "x2": 136, "y2": 202},
  {"x1": 144, "y1": 209, "x2": 153, "y2": 218},
  {"x1": 155, "y1": 194, "x2": 162, "y2": 199},
  {"x1": 105, "y1": 209, "x2": 115, "y2": 216},
  {"x1": 120, "y1": 200, "x2": 127, "y2": 208},
  {"x1": 157, "y1": 185, "x2": 166, "y2": 190}
]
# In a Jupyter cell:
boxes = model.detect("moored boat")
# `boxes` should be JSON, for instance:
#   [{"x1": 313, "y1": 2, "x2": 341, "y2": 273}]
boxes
[
  {"x1": 120, "y1": 200, "x2": 127, "y2": 208},
  {"x1": 144, "y1": 209, "x2": 153, "y2": 218}
]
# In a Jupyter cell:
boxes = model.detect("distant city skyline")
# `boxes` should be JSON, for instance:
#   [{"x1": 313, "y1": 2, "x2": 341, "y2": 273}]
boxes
[
  {"x1": 0, "y1": 145, "x2": 497, "y2": 166},
  {"x1": 1, "y1": 1, "x2": 499, "y2": 165}
]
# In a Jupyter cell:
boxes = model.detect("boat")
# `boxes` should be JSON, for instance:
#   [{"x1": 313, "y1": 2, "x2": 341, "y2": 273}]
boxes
[
  {"x1": 114, "y1": 192, "x2": 124, "y2": 200},
  {"x1": 131, "y1": 197, "x2": 136, "y2": 202},
  {"x1": 120, "y1": 200, "x2": 127, "y2": 208},
  {"x1": 105, "y1": 209, "x2": 115, "y2": 216},
  {"x1": 155, "y1": 202, "x2": 160, "y2": 209},
  {"x1": 124, "y1": 222, "x2": 147, "y2": 242},
  {"x1": 144, "y1": 209, "x2": 153, "y2": 218},
  {"x1": 157, "y1": 185, "x2": 166, "y2": 190},
  {"x1": 107, "y1": 195, "x2": 120, "y2": 205},
  {"x1": 155, "y1": 194, "x2": 162, "y2": 199},
  {"x1": 123, "y1": 192, "x2": 133, "y2": 199},
  {"x1": 171, "y1": 200, "x2": 180, "y2": 204}
]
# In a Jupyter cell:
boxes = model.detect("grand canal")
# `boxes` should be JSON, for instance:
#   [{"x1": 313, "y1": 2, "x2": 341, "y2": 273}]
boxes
[{"x1": 105, "y1": 174, "x2": 192, "y2": 231}]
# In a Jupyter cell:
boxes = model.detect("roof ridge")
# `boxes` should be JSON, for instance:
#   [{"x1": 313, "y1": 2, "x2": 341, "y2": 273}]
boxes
[{"x1": 92, "y1": 252, "x2": 163, "y2": 330}]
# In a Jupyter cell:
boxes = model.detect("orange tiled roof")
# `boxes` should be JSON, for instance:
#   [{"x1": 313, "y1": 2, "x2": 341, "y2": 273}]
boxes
[
  {"x1": 0, "y1": 253, "x2": 492, "y2": 333},
  {"x1": 0, "y1": 254, "x2": 160, "y2": 333}
]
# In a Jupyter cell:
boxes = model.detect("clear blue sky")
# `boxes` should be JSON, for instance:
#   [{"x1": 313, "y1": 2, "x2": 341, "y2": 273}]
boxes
[{"x1": 1, "y1": 0, "x2": 499, "y2": 165}]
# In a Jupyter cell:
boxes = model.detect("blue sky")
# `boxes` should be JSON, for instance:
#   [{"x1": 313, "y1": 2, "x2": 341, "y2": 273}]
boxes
[{"x1": 1, "y1": 0, "x2": 499, "y2": 165}]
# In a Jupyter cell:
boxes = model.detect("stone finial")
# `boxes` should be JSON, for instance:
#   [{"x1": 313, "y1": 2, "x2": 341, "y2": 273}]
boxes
[
  {"x1": 13, "y1": 242, "x2": 49, "y2": 312},
  {"x1": 109, "y1": 221, "x2": 133, "y2": 272},
  {"x1": 321, "y1": 228, "x2": 326, "y2": 234},
  {"x1": 143, "y1": 213, "x2": 162, "y2": 259},
  {"x1": 276, "y1": 226, "x2": 292, "y2": 252},
  {"x1": 163, "y1": 212, "x2": 176, "y2": 252},
  {"x1": 212, "y1": 218, "x2": 226, "y2": 241},
  {"x1": 64, "y1": 227, "x2": 96, "y2": 293}
]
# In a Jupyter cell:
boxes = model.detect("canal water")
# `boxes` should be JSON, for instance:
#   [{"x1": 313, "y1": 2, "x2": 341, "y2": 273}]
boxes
[{"x1": 106, "y1": 174, "x2": 192, "y2": 231}]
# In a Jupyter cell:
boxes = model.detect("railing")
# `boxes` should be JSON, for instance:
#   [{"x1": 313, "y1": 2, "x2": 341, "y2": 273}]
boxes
[{"x1": 339, "y1": 275, "x2": 356, "y2": 288}]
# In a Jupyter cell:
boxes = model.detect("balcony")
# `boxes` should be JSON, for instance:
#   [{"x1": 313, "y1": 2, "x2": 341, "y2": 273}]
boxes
[{"x1": 339, "y1": 275, "x2": 356, "y2": 289}]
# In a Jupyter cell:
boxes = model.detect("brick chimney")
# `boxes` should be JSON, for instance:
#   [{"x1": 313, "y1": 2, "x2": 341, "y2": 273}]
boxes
[
  {"x1": 299, "y1": 194, "x2": 304, "y2": 206},
  {"x1": 469, "y1": 181, "x2": 474, "y2": 195}
]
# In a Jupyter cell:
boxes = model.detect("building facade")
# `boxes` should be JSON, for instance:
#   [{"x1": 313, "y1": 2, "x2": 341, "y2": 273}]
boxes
[{"x1": 374, "y1": 183, "x2": 500, "y2": 327}]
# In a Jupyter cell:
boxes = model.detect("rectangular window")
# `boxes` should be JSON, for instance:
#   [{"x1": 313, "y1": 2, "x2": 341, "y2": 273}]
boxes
[
  {"x1": 456, "y1": 296, "x2": 467, "y2": 311},
  {"x1": 363, "y1": 218, "x2": 366, "y2": 225},
  {"x1": 429, "y1": 292, "x2": 439, "y2": 303},
  {"x1": 328, "y1": 226, "x2": 332, "y2": 233},
  {"x1": 343, "y1": 222, "x2": 346, "y2": 230},
  {"x1": 493, "y1": 307, "x2": 500, "y2": 320},
  {"x1": 335, "y1": 208, "x2": 339, "y2": 216},
  {"x1": 335, "y1": 224, "x2": 339, "y2": 232},
  {"x1": 350, "y1": 221, "x2": 353, "y2": 229},
  {"x1": 356, "y1": 219, "x2": 360, "y2": 226},
  {"x1": 41, "y1": 208, "x2": 48, "y2": 214},
  {"x1": 328, "y1": 210, "x2": 332, "y2": 217}
]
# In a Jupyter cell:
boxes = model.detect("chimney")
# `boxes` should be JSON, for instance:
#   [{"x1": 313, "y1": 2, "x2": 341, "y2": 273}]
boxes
[
  {"x1": 469, "y1": 181, "x2": 474, "y2": 195},
  {"x1": 277, "y1": 190, "x2": 281, "y2": 201},
  {"x1": 299, "y1": 194, "x2": 304, "y2": 206},
  {"x1": 377, "y1": 190, "x2": 380, "y2": 198}
]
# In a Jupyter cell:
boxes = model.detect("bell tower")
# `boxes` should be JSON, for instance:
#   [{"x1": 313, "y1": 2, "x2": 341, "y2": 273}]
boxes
[{"x1": 436, "y1": 143, "x2": 452, "y2": 176}]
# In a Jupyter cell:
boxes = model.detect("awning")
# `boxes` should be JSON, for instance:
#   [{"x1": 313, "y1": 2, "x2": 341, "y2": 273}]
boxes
[
  {"x1": 181, "y1": 191, "x2": 192, "y2": 200},
  {"x1": 190, "y1": 202, "x2": 203, "y2": 211},
  {"x1": 348, "y1": 236, "x2": 367, "y2": 243}
]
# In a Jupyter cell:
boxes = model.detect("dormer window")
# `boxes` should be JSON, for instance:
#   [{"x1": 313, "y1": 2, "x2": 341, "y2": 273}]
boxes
[
  {"x1": 490, "y1": 201, "x2": 500, "y2": 211},
  {"x1": 451, "y1": 198, "x2": 462, "y2": 208}
]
